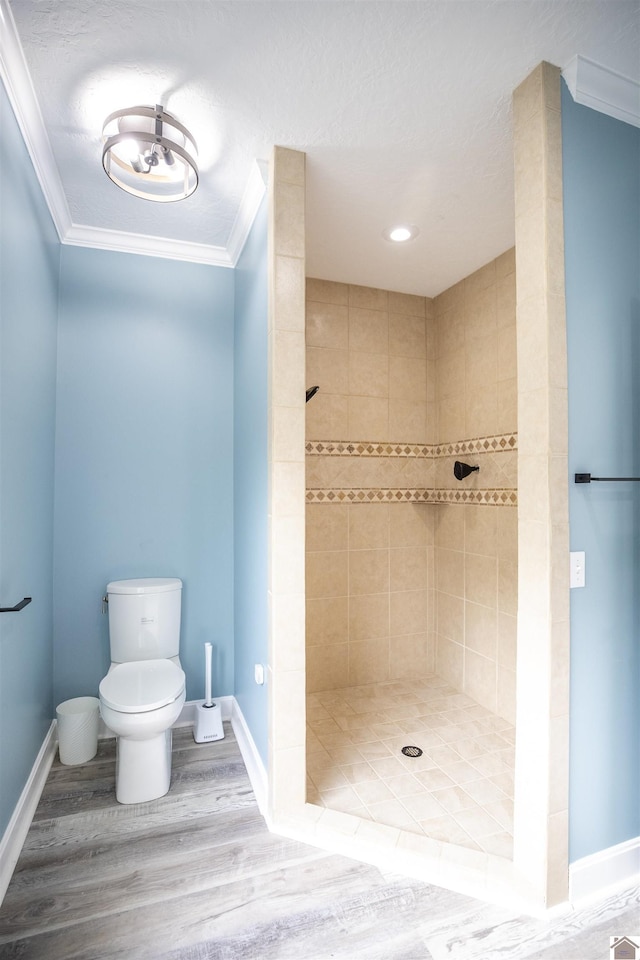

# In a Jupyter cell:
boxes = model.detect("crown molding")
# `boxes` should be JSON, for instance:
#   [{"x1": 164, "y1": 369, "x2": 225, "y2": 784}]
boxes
[
  {"x1": 63, "y1": 223, "x2": 234, "y2": 267},
  {"x1": 0, "y1": 0, "x2": 265, "y2": 267},
  {"x1": 0, "y1": 0, "x2": 71, "y2": 238},
  {"x1": 226, "y1": 159, "x2": 268, "y2": 265},
  {"x1": 562, "y1": 55, "x2": 640, "y2": 129}
]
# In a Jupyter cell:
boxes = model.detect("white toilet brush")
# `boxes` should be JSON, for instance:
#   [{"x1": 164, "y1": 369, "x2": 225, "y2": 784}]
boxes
[{"x1": 193, "y1": 642, "x2": 224, "y2": 743}]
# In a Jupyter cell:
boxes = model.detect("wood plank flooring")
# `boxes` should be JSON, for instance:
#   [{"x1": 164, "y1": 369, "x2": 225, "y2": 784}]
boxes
[{"x1": 0, "y1": 724, "x2": 637, "y2": 960}]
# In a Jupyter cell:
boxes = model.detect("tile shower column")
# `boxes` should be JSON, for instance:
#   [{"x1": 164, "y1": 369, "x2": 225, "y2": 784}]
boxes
[
  {"x1": 513, "y1": 63, "x2": 570, "y2": 906},
  {"x1": 267, "y1": 147, "x2": 307, "y2": 816}
]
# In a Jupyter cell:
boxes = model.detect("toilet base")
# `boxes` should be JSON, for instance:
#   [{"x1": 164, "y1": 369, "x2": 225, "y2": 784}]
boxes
[{"x1": 115, "y1": 728, "x2": 173, "y2": 804}]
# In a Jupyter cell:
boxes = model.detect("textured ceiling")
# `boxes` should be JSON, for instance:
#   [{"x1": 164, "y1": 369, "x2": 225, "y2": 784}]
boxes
[{"x1": 7, "y1": 0, "x2": 640, "y2": 296}]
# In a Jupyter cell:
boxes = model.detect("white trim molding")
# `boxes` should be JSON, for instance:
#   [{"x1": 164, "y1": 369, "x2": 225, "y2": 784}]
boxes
[
  {"x1": 569, "y1": 836, "x2": 640, "y2": 904},
  {"x1": 0, "y1": 722, "x2": 57, "y2": 907},
  {"x1": 229, "y1": 699, "x2": 268, "y2": 818},
  {"x1": 0, "y1": 0, "x2": 71, "y2": 238},
  {"x1": 0, "y1": 0, "x2": 266, "y2": 268},
  {"x1": 563, "y1": 56, "x2": 640, "y2": 129}
]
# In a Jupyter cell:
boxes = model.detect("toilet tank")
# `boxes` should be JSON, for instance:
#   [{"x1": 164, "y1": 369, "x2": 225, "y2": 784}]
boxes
[{"x1": 107, "y1": 578, "x2": 182, "y2": 663}]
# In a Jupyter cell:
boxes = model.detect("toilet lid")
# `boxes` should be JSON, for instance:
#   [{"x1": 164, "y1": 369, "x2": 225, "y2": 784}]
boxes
[{"x1": 99, "y1": 660, "x2": 185, "y2": 713}]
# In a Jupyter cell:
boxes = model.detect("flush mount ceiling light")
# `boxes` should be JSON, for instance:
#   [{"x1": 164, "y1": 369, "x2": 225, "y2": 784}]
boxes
[
  {"x1": 383, "y1": 224, "x2": 420, "y2": 243},
  {"x1": 102, "y1": 104, "x2": 198, "y2": 202}
]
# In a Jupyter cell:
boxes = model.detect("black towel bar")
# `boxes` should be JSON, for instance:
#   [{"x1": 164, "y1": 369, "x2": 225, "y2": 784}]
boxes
[
  {"x1": 0, "y1": 597, "x2": 32, "y2": 613},
  {"x1": 575, "y1": 473, "x2": 640, "y2": 483}
]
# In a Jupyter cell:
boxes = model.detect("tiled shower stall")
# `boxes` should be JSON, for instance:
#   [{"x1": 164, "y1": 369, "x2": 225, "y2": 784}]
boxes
[
  {"x1": 304, "y1": 252, "x2": 519, "y2": 851},
  {"x1": 269, "y1": 61, "x2": 570, "y2": 908}
]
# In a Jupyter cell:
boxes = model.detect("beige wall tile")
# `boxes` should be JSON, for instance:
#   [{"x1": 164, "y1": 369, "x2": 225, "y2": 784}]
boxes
[
  {"x1": 436, "y1": 635, "x2": 463, "y2": 688},
  {"x1": 437, "y1": 591, "x2": 464, "y2": 643},
  {"x1": 274, "y1": 145, "x2": 305, "y2": 185},
  {"x1": 349, "y1": 638, "x2": 389, "y2": 684},
  {"x1": 349, "y1": 593, "x2": 390, "y2": 641},
  {"x1": 495, "y1": 247, "x2": 516, "y2": 280},
  {"x1": 389, "y1": 634, "x2": 430, "y2": 678},
  {"x1": 306, "y1": 393, "x2": 348, "y2": 439},
  {"x1": 437, "y1": 351, "x2": 465, "y2": 400},
  {"x1": 348, "y1": 306, "x2": 389, "y2": 354},
  {"x1": 348, "y1": 396, "x2": 389, "y2": 440},
  {"x1": 306, "y1": 301, "x2": 349, "y2": 349},
  {"x1": 435, "y1": 547, "x2": 464, "y2": 598},
  {"x1": 349, "y1": 285, "x2": 389, "y2": 312},
  {"x1": 498, "y1": 612, "x2": 517, "y2": 671},
  {"x1": 349, "y1": 503, "x2": 389, "y2": 549},
  {"x1": 274, "y1": 180, "x2": 305, "y2": 258},
  {"x1": 497, "y1": 666, "x2": 516, "y2": 725},
  {"x1": 435, "y1": 504, "x2": 465, "y2": 551},
  {"x1": 349, "y1": 351, "x2": 389, "y2": 398},
  {"x1": 390, "y1": 503, "x2": 431, "y2": 548},
  {"x1": 390, "y1": 589, "x2": 428, "y2": 636},
  {"x1": 436, "y1": 310, "x2": 465, "y2": 358},
  {"x1": 307, "y1": 643, "x2": 349, "y2": 692},
  {"x1": 306, "y1": 346, "x2": 349, "y2": 395},
  {"x1": 497, "y1": 378, "x2": 517, "y2": 435},
  {"x1": 498, "y1": 559, "x2": 518, "y2": 617},
  {"x1": 465, "y1": 553, "x2": 497, "y2": 608},
  {"x1": 464, "y1": 648, "x2": 497, "y2": 713},
  {"x1": 389, "y1": 355, "x2": 427, "y2": 401},
  {"x1": 465, "y1": 601, "x2": 497, "y2": 659},
  {"x1": 273, "y1": 405, "x2": 305, "y2": 462},
  {"x1": 389, "y1": 314, "x2": 426, "y2": 358},
  {"x1": 306, "y1": 597, "x2": 348, "y2": 646},
  {"x1": 349, "y1": 548, "x2": 389, "y2": 596},
  {"x1": 306, "y1": 550, "x2": 348, "y2": 599},
  {"x1": 306, "y1": 277, "x2": 349, "y2": 305},
  {"x1": 438, "y1": 397, "x2": 466, "y2": 444},
  {"x1": 389, "y1": 399, "x2": 427, "y2": 443},
  {"x1": 465, "y1": 259, "x2": 497, "y2": 300},
  {"x1": 275, "y1": 256, "x2": 306, "y2": 332},
  {"x1": 465, "y1": 505, "x2": 497, "y2": 557},
  {"x1": 306, "y1": 503, "x2": 348, "y2": 551},
  {"x1": 390, "y1": 547, "x2": 428, "y2": 592},
  {"x1": 388, "y1": 291, "x2": 425, "y2": 317}
]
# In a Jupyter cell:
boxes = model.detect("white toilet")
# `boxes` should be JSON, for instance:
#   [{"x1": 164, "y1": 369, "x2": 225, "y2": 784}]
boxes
[{"x1": 99, "y1": 577, "x2": 186, "y2": 804}]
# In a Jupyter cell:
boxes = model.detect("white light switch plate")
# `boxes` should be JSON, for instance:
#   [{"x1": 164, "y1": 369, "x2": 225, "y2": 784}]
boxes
[{"x1": 570, "y1": 551, "x2": 585, "y2": 588}]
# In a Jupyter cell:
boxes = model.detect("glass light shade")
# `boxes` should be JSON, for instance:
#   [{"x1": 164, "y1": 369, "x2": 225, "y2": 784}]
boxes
[{"x1": 102, "y1": 105, "x2": 198, "y2": 202}]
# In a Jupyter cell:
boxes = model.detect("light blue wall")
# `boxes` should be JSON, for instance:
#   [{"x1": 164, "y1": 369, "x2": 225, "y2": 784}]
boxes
[
  {"x1": 0, "y1": 85, "x2": 59, "y2": 836},
  {"x1": 54, "y1": 246, "x2": 235, "y2": 705},
  {"x1": 562, "y1": 82, "x2": 640, "y2": 862},
  {"x1": 233, "y1": 196, "x2": 269, "y2": 763}
]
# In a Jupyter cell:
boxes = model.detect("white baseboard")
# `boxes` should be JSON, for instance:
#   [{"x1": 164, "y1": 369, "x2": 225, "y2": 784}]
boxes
[
  {"x1": 229, "y1": 700, "x2": 268, "y2": 817},
  {"x1": 570, "y1": 836, "x2": 640, "y2": 904},
  {"x1": 0, "y1": 722, "x2": 57, "y2": 907}
]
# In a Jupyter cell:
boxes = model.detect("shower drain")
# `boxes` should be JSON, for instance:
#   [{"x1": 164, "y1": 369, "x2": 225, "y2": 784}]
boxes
[{"x1": 401, "y1": 745, "x2": 423, "y2": 758}]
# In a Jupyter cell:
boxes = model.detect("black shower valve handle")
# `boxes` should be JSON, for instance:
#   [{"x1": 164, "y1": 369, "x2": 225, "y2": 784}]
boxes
[{"x1": 454, "y1": 461, "x2": 479, "y2": 481}]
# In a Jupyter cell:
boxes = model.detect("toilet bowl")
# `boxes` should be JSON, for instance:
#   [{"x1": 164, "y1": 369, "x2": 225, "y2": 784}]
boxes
[{"x1": 99, "y1": 658, "x2": 185, "y2": 804}]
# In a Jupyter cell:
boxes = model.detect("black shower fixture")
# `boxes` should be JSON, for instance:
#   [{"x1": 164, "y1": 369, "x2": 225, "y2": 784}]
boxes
[
  {"x1": 306, "y1": 385, "x2": 320, "y2": 403},
  {"x1": 454, "y1": 460, "x2": 479, "y2": 481}
]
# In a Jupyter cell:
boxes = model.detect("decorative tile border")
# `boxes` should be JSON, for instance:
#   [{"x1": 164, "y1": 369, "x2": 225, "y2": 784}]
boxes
[
  {"x1": 306, "y1": 441, "x2": 430, "y2": 457},
  {"x1": 434, "y1": 434, "x2": 517, "y2": 456},
  {"x1": 306, "y1": 433, "x2": 517, "y2": 458},
  {"x1": 306, "y1": 488, "x2": 517, "y2": 506},
  {"x1": 431, "y1": 488, "x2": 517, "y2": 506}
]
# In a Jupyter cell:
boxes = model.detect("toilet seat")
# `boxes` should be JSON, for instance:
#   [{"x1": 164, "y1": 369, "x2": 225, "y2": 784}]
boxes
[{"x1": 99, "y1": 660, "x2": 185, "y2": 713}]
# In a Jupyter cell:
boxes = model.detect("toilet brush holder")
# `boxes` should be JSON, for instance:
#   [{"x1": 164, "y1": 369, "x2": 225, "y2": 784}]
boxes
[
  {"x1": 194, "y1": 700, "x2": 224, "y2": 743},
  {"x1": 193, "y1": 641, "x2": 225, "y2": 743}
]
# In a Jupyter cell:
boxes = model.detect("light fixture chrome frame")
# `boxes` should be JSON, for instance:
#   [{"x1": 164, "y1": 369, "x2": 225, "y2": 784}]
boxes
[{"x1": 102, "y1": 104, "x2": 199, "y2": 202}]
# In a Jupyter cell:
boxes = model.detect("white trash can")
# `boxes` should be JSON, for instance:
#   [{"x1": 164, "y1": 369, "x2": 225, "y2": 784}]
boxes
[{"x1": 56, "y1": 696, "x2": 99, "y2": 765}]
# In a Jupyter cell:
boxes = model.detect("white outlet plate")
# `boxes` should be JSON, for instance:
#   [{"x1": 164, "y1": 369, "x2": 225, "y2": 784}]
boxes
[
  {"x1": 570, "y1": 551, "x2": 586, "y2": 588},
  {"x1": 254, "y1": 663, "x2": 265, "y2": 685}
]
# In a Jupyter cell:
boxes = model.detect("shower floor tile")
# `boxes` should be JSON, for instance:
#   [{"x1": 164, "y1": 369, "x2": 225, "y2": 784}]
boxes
[{"x1": 307, "y1": 676, "x2": 515, "y2": 856}]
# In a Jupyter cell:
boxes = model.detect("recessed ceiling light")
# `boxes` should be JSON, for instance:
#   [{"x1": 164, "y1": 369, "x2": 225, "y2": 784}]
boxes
[{"x1": 383, "y1": 224, "x2": 420, "y2": 243}]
